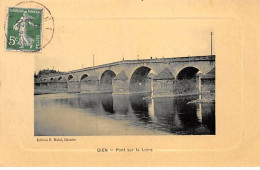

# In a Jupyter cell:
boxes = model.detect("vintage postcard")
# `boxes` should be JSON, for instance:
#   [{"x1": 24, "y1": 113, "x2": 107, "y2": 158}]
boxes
[{"x1": 0, "y1": 0, "x2": 259, "y2": 167}]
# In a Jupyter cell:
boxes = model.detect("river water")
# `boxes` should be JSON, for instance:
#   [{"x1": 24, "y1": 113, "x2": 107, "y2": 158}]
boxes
[{"x1": 34, "y1": 93, "x2": 215, "y2": 136}]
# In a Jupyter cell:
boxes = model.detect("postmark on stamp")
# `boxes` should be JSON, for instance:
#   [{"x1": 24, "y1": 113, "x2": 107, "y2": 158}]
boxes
[{"x1": 6, "y1": 7, "x2": 43, "y2": 52}]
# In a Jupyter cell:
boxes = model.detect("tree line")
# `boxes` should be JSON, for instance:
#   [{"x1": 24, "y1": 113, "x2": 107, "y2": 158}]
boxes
[{"x1": 34, "y1": 69, "x2": 64, "y2": 79}]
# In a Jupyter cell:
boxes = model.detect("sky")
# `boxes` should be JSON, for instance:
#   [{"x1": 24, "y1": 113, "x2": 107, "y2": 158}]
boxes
[{"x1": 34, "y1": 1, "x2": 216, "y2": 73}]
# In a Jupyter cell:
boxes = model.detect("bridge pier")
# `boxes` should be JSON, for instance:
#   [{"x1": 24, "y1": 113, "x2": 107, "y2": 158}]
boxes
[
  {"x1": 112, "y1": 71, "x2": 129, "y2": 95},
  {"x1": 152, "y1": 68, "x2": 175, "y2": 98},
  {"x1": 80, "y1": 76, "x2": 99, "y2": 93},
  {"x1": 68, "y1": 81, "x2": 80, "y2": 93},
  {"x1": 152, "y1": 79, "x2": 174, "y2": 97},
  {"x1": 201, "y1": 68, "x2": 215, "y2": 100}
]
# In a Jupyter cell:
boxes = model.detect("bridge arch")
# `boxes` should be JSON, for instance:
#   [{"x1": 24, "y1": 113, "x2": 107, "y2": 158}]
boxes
[
  {"x1": 176, "y1": 66, "x2": 199, "y2": 80},
  {"x1": 80, "y1": 73, "x2": 89, "y2": 81},
  {"x1": 175, "y1": 66, "x2": 200, "y2": 94},
  {"x1": 57, "y1": 76, "x2": 67, "y2": 82},
  {"x1": 57, "y1": 76, "x2": 63, "y2": 81},
  {"x1": 100, "y1": 70, "x2": 116, "y2": 91},
  {"x1": 68, "y1": 74, "x2": 74, "y2": 81},
  {"x1": 129, "y1": 66, "x2": 152, "y2": 92}
]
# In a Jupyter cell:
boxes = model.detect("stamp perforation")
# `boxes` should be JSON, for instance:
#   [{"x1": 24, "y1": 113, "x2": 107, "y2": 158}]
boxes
[{"x1": 4, "y1": 1, "x2": 54, "y2": 53}]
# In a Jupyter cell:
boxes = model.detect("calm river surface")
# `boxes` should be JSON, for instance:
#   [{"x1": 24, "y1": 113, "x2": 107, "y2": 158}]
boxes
[{"x1": 34, "y1": 93, "x2": 215, "y2": 136}]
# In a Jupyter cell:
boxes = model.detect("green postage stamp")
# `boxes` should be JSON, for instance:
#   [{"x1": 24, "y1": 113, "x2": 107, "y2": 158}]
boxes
[{"x1": 6, "y1": 7, "x2": 43, "y2": 52}]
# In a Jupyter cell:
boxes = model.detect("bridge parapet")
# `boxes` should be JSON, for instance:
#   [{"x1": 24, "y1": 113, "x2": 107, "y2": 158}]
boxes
[
  {"x1": 122, "y1": 55, "x2": 214, "y2": 64},
  {"x1": 38, "y1": 55, "x2": 215, "y2": 80}
]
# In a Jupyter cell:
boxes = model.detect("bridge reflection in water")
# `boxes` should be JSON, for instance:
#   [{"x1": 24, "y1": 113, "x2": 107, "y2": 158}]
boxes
[{"x1": 34, "y1": 93, "x2": 215, "y2": 136}]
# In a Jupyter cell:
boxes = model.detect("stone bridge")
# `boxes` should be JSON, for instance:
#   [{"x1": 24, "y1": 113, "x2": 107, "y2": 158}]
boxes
[{"x1": 35, "y1": 55, "x2": 215, "y2": 97}]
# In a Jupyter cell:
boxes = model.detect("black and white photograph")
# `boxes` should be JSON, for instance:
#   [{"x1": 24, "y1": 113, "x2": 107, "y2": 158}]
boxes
[{"x1": 34, "y1": 19, "x2": 215, "y2": 136}]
